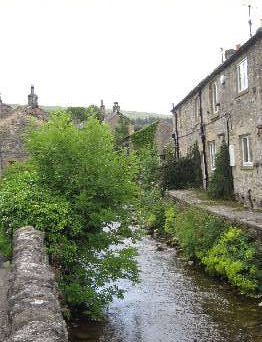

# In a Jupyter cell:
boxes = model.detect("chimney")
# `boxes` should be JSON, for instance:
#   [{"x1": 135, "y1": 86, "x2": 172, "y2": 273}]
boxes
[
  {"x1": 225, "y1": 49, "x2": 236, "y2": 60},
  {"x1": 235, "y1": 44, "x2": 241, "y2": 50}
]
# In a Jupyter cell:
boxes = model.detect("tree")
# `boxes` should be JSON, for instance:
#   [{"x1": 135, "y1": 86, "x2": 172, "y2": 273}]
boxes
[
  {"x1": 208, "y1": 141, "x2": 234, "y2": 199},
  {"x1": 0, "y1": 112, "x2": 139, "y2": 320},
  {"x1": 67, "y1": 105, "x2": 104, "y2": 123}
]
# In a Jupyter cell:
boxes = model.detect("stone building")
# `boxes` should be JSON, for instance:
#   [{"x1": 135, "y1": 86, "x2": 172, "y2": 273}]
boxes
[
  {"x1": 0, "y1": 87, "x2": 47, "y2": 174},
  {"x1": 28, "y1": 85, "x2": 38, "y2": 108},
  {"x1": 172, "y1": 27, "x2": 262, "y2": 208},
  {"x1": 103, "y1": 101, "x2": 135, "y2": 136}
]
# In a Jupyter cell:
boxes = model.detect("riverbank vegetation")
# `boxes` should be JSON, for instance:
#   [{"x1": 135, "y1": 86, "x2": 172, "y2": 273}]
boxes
[
  {"x1": 147, "y1": 199, "x2": 262, "y2": 297},
  {"x1": 0, "y1": 112, "x2": 141, "y2": 320}
]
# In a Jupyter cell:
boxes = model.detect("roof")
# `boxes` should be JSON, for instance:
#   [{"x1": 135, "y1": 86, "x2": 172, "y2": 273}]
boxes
[{"x1": 173, "y1": 28, "x2": 262, "y2": 111}]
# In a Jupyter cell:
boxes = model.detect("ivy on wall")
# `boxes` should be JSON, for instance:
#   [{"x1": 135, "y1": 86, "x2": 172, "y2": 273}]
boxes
[{"x1": 131, "y1": 120, "x2": 159, "y2": 150}]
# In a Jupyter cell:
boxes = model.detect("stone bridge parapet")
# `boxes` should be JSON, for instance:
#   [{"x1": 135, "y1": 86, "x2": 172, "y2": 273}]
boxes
[{"x1": 7, "y1": 226, "x2": 68, "y2": 342}]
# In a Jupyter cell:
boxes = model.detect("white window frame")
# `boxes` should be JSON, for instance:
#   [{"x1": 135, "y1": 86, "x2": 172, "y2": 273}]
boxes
[
  {"x1": 237, "y1": 57, "x2": 248, "y2": 93},
  {"x1": 241, "y1": 135, "x2": 253, "y2": 167},
  {"x1": 211, "y1": 82, "x2": 219, "y2": 113},
  {"x1": 208, "y1": 141, "x2": 216, "y2": 170}
]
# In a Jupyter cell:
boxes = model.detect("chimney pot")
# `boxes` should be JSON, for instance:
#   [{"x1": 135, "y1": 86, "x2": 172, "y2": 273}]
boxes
[{"x1": 225, "y1": 49, "x2": 236, "y2": 60}]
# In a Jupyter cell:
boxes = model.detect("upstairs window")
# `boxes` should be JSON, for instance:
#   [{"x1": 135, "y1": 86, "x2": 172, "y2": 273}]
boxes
[
  {"x1": 208, "y1": 141, "x2": 216, "y2": 170},
  {"x1": 237, "y1": 57, "x2": 248, "y2": 93},
  {"x1": 211, "y1": 82, "x2": 219, "y2": 113},
  {"x1": 241, "y1": 135, "x2": 252, "y2": 166}
]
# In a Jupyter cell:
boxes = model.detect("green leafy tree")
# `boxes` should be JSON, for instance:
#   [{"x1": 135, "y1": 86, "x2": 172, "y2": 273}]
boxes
[
  {"x1": 0, "y1": 112, "x2": 139, "y2": 320},
  {"x1": 208, "y1": 141, "x2": 234, "y2": 199},
  {"x1": 67, "y1": 105, "x2": 104, "y2": 123}
]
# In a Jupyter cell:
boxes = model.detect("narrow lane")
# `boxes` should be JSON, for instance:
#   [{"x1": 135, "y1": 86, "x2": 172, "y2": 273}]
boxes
[{"x1": 70, "y1": 236, "x2": 262, "y2": 342}]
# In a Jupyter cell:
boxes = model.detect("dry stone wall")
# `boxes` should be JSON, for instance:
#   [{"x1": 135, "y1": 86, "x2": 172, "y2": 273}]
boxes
[{"x1": 7, "y1": 226, "x2": 68, "y2": 342}]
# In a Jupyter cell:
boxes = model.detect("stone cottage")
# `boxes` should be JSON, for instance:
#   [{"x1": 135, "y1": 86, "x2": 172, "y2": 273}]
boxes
[
  {"x1": 172, "y1": 26, "x2": 262, "y2": 208},
  {"x1": 0, "y1": 86, "x2": 47, "y2": 174},
  {"x1": 103, "y1": 101, "x2": 135, "y2": 136}
]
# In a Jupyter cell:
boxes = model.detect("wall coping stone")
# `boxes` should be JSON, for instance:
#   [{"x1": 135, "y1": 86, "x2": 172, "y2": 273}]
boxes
[{"x1": 7, "y1": 226, "x2": 68, "y2": 342}]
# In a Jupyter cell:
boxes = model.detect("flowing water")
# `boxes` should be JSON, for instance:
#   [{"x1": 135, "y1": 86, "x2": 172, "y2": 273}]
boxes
[{"x1": 69, "y1": 236, "x2": 262, "y2": 342}]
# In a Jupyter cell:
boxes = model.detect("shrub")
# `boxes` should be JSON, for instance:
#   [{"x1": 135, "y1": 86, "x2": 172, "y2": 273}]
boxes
[
  {"x1": 174, "y1": 207, "x2": 227, "y2": 260},
  {"x1": 164, "y1": 206, "x2": 176, "y2": 234},
  {"x1": 202, "y1": 227, "x2": 259, "y2": 294},
  {"x1": 140, "y1": 188, "x2": 167, "y2": 233},
  {"x1": 161, "y1": 142, "x2": 203, "y2": 190},
  {"x1": 208, "y1": 141, "x2": 234, "y2": 199}
]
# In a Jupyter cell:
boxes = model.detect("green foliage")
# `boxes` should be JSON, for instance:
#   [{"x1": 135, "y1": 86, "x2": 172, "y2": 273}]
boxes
[
  {"x1": 140, "y1": 188, "x2": 167, "y2": 233},
  {"x1": 114, "y1": 114, "x2": 131, "y2": 146},
  {"x1": 208, "y1": 141, "x2": 234, "y2": 199},
  {"x1": 131, "y1": 121, "x2": 159, "y2": 150},
  {"x1": 203, "y1": 227, "x2": 259, "y2": 294},
  {"x1": 161, "y1": 142, "x2": 203, "y2": 190},
  {"x1": 166, "y1": 206, "x2": 227, "y2": 260},
  {"x1": 0, "y1": 112, "x2": 140, "y2": 320},
  {"x1": 67, "y1": 105, "x2": 104, "y2": 122},
  {"x1": 161, "y1": 201, "x2": 262, "y2": 296},
  {"x1": 164, "y1": 206, "x2": 175, "y2": 234}
]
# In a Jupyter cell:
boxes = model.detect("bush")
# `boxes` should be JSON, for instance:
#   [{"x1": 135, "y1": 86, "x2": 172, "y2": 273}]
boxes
[
  {"x1": 139, "y1": 188, "x2": 167, "y2": 233},
  {"x1": 161, "y1": 202, "x2": 262, "y2": 297},
  {"x1": 161, "y1": 142, "x2": 202, "y2": 190},
  {"x1": 202, "y1": 227, "x2": 259, "y2": 294},
  {"x1": 0, "y1": 113, "x2": 140, "y2": 320},
  {"x1": 208, "y1": 141, "x2": 234, "y2": 199},
  {"x1": 170, "y1": 206, "x2": 227, "y2": 260}
]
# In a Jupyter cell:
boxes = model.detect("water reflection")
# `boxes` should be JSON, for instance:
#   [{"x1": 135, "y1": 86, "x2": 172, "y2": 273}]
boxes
[{"x1": 70, "y1": 237, "x2": 262, "y2": 342}]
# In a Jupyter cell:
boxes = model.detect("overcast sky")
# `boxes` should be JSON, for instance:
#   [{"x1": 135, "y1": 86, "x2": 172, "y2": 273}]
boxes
[{"x1": 0, "y1": 0, "x2": 261, "y2": 114}]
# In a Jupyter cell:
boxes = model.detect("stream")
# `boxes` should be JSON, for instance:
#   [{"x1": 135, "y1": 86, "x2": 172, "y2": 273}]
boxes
[{"x1": 69, "y1": 236, "x2": 262, "y2": 342}]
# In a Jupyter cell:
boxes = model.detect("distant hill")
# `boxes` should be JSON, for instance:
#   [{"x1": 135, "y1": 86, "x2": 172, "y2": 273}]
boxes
[
  {"x1": 8, "y1": 105, "x2": 172, "y2": 129},
  {"x1": 122, "y1": 111, "x2": 172, "y2": 130},
  {"x1": 122, "y1": 110, "x2": 171, "y2": 120}
]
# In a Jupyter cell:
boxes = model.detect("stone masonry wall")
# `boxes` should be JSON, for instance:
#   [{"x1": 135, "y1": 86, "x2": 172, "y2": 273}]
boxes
[
  {"x1": 7, "y1": 226, "x2": 68, "y2": 342},
  {"x1": 173, "y1": 34, "x2": 262, "y2": 208}
]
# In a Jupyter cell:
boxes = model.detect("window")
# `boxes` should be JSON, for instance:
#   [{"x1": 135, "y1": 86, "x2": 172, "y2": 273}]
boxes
[
  {"x1": 211, "y1": 82, "x2": 219, "y2": 113},
  {"x1": 237, "y1": 57, "x2": 248, "y2": 93},
  {"x1": 241, "y1": 135, "x2": 252, "y2": 166},
  {"x1": 208, "y1": 141, "x2": 216, "y2": 170}
]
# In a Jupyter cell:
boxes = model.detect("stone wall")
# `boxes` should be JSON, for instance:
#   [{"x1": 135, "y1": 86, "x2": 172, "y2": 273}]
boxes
[{"x1": 7, "y1": 226, "x2": 68, "y2": 342}]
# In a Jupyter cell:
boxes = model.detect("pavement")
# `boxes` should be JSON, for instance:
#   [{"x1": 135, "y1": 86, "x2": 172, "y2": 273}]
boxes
[{"x1": 168, "y1": 189, "x2": 262, "y2": 237}]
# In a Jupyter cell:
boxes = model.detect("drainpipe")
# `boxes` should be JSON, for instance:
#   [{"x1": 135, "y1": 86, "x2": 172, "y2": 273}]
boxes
[
  {"x1": 199, "y1": 89, "x2": 209, "y2": 188},
  {"x1": 171, "y1": 104, "x2": 180, "y2": 159}
]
